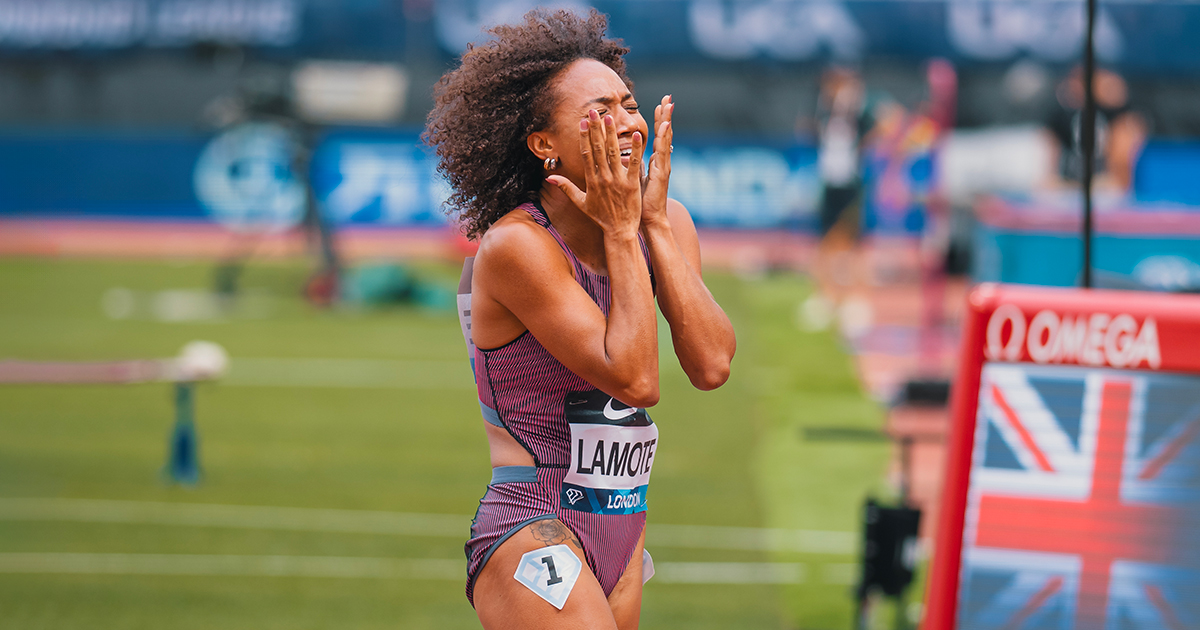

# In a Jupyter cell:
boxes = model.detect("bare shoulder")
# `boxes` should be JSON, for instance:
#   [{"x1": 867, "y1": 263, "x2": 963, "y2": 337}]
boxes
[
  {"x1": 473, "y1": 208, "x2": 573, "y2": 295},
  {"x1": 665, "y1": 198, "x2": 698, "y2": 235},
  {"x1": 476, "y1": 210, "x2": 564, "y2": 271}
]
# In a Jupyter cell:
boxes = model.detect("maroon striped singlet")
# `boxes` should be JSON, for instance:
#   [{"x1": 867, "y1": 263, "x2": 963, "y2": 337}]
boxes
[{"x1": 460, "y1": 202, "x2": 657, "y2": 606}]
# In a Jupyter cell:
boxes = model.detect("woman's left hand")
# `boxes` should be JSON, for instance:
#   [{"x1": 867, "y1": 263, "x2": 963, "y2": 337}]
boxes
[{"x1": 641, "y1": 95, "x2": 674, "y2": 230}]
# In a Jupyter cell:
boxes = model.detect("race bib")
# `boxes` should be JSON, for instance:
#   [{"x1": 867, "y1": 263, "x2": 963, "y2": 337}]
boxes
[
  {"x1": 514, "y1": 544, "x2": 582, "y2": 610},
  {"x1": 456, "y1": 257, "x2": 477, "y2": 378},
  {"x1": 562, "y1": 390, "x2": 658, "y2": 515}
]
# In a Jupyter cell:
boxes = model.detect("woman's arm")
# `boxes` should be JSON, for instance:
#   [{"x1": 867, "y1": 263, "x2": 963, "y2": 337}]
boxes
[
  {"x1": 477, "y1": 112, "x2": 659, "y2": 406},
  {"x1": 640, "y1": 96, "x2": 736, "y2": 390},
  {"x1": 475, "y1": 220, "x2": 659, "y2": 406},
  {"x1": 644, "y1": 200, "x2": 736, "y2": 390}
]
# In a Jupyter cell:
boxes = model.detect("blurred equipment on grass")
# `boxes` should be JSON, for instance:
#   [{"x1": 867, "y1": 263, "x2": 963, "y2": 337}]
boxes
[
  {"x1": 101, "y1": 287, "x2": 276, "y2": 322},
  {"x1": 340, "y1": 263, "x2": 456, "y2": 311},
  {"x1": 193, "y1": 51, "x2": 343, "y2": 308},
  {"x1": 849, "y1": 378, "x2": 946, "y2": 630},
  {"x1": 856, "y1": 500, "x2": 921, "y2": 630},
  {"x1": 192, "y1": 47, "x2": 412, "y2": 309},
  {"x1": 0, "y1": 341, "x2": 228, "y2": 486}
]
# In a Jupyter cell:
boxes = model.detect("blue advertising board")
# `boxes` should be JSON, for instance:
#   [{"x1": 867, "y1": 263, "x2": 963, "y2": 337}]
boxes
[
  {"x1": 308, "y1": 129, "x2": 820, "y2": 230},
  {"x1": 972, "y1": 194, "x2": 1200, "y2": 290},
  {"x1": 0, "y1": 129, "x2": 209, "y2": 219},
  {"x1": 0, "y1": 126, "x2": 821, "y2": 231},
  {"x1": 2, "y1": 0, "x2": 1200, "y2": 74}
]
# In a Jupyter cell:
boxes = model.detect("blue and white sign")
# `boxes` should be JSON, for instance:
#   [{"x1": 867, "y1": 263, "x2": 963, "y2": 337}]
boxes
[
  {"x1": 309, "y1": 130, "x2": 820, "y2": 230},
  {"x1": 3, "y1": 1, "x2": 1200, "y2": 73},
  {"x1": 0, "y1": 127, "x2": 822, "y2": 231},
  {"x1": 193, "y1": 123, "x2": 306, "y2": 233},
  {"x1": 0, "y1": 0, "x2": 300, "y2": 49},
  {"x1": 310, "y1": 133, "x2": 450, "y2": 227},
  {"x1": 670, "y1": 143, "x2": 819, "y2": 229}
]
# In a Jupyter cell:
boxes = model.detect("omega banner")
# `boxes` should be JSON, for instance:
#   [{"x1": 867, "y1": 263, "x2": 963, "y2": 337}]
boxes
[{"x1": 924, "y1": 284, "x2": 1200, "y2": 630}]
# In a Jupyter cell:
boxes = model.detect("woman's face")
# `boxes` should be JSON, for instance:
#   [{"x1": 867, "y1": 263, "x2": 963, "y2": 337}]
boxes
[{"x1": 534, "y1": 58, "x2": 648, "y2": 190}]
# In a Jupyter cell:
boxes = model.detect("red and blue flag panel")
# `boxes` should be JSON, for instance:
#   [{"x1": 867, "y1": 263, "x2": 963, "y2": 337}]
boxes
[{"x1": 956, "y1": 363, "x2": 1200, "y2": 630}]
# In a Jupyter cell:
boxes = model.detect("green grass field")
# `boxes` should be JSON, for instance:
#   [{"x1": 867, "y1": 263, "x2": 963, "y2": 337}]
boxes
[{"x1": 0, "y1": 257, "x2": 891, "y2": 630}]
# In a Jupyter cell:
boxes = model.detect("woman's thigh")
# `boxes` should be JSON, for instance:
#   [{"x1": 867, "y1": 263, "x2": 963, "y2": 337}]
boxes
[
  {"x1": 474, "y1": 519, "x2": 618, "y2": 630},
  {"x1": 606, "y1": 527, "x2": 646, "y2": 630}
]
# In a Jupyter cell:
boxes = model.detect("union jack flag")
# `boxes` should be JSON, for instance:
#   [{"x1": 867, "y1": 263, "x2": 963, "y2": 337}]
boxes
[{"x1": 957, "y1": 363, "x2": 1200, "y2": 630}]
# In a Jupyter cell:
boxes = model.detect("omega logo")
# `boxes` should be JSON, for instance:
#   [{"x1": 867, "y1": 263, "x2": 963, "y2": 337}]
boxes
[{"x1": 985, "y1": 305, "x2": 1161, "y2": 369}]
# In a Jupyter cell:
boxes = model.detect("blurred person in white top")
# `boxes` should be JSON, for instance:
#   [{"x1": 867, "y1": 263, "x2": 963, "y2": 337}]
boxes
[{"x1": 804, "y1": 67, "x2": 874, "y2": 334}]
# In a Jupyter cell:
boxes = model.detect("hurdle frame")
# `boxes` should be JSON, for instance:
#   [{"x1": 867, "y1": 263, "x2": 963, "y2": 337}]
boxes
[{"x1": 0, "y1": 342, "x2": 226, "y2": 486}]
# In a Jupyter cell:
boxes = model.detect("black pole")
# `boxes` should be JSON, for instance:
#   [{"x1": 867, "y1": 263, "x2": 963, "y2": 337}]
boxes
[{"x1": 1081, "y1": 0, "x2": 1097, "y2": 288}]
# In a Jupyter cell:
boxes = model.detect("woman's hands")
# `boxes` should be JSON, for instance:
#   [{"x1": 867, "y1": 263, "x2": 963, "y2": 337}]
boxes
[
  {"x1": 547, "y1": 97, "x2": 673, "y2": 236},
  {"x1": 547, "y1": 110, "x2": 644, "y2": 240},
  {"x1": 641, "y1": 95, "x2": 674, "y2": 230}
]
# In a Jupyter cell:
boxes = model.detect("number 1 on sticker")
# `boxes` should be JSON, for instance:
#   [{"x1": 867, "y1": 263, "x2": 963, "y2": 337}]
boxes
[
  {"x1": 542, "y1": 556, "x2": 563, "y2": 585},
  {"x1": 514, "y1": 544, "x2": 581, "y2": 610}
]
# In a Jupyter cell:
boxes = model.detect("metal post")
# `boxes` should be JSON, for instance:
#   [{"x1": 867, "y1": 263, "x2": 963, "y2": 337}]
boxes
[
  {"x1": 165, "y1": 382, "x2": 201, "y2": 485},
  {"x1": 894, "y1": 436, "x2": 914, "y2": 630},
  {"x1": 1081, "y1": 0, "x2": 1097, "y2": 289},
  {"x1": 898, "y1": 436, "x2": 913, "y2": 506}
]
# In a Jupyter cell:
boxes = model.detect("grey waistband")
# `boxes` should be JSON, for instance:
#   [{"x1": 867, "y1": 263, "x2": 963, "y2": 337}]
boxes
[
  {"x1": 480, "y1": 402, "x2": 504, "y2": 428},
  {"x1": 490, "y1": 465, "x2": 538, "y2": 484}
]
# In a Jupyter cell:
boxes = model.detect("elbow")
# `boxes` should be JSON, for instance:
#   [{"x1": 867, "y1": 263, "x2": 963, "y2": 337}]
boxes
[
  {"x1": 685, "y1": 330, "x2": 736, "y2": 391},
  {"x1": 689, "y1": 362, "x2": 730, "y2": 391},
  {"x1": 621, "y1": 377, "x2": 660, "y2": 409}
]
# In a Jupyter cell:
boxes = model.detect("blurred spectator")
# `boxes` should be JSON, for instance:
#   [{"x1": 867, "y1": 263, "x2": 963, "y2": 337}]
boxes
[
  {"x1": 861, "y1": 101, "x2": 938, "y2": 240},
  {"x1": 925, "y1": 58, "x2": 958, "y2": 133},
  {"x1": 816, "y1": 67, "x2": 871, "y2": 237},
  {"x1": 804, "y1": 62, "x2": 955, "y2": 337},
  {"x1": 851, "y1": 61, "x2": 956, "y2": 345},
  {"x1": 804, "y1": 67, "x2": 874, "y2": 333},
  {"x1": 1046, "y1": 66, "x2": 1148, "y2": 192}
]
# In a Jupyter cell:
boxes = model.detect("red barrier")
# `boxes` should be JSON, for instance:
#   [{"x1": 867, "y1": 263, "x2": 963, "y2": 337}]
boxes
[{"x1": 923, "y1": 284, "x2": 1200, "y2": 630}]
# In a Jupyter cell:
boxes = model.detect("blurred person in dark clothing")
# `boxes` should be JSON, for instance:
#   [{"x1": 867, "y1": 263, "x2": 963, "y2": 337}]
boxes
[{"x1": 1047, "y1": 66, "x2": 1147, "y2": 193}]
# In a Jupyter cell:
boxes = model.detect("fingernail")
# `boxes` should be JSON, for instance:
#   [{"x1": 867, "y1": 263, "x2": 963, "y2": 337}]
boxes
[
  {"x1": 604, "y1": 115, "x2": 614, "y2": 126},
  {"x1": 633, "y1": 131, "x2": 642, "y2": 142},
  {"x1": 580, "y1": 119, "x2": 588, "y2": 131},
  {"x1": 589, "y1": 110, "x2": 599, "y2": 121}
]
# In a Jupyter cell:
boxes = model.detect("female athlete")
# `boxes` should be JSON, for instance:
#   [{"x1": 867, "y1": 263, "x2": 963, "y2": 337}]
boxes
[{"x1": 424, "y1": 9, "x2": 736, "y2": 629}]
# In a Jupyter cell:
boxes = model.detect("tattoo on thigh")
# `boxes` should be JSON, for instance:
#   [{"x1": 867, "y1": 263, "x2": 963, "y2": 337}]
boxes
[{"x1": 530, "y1": 520, "x2": 582, "y2": 550}]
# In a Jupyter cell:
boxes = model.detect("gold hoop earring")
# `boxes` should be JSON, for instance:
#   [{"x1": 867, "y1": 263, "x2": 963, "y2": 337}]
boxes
[{"x1": 544, "y1": 157, "x2": 559, "y2": 170}]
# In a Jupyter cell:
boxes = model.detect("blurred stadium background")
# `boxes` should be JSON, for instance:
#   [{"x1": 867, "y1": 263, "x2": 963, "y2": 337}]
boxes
[{"x1": 1, "y1": 1, "x2": 1198, "y2": 629}]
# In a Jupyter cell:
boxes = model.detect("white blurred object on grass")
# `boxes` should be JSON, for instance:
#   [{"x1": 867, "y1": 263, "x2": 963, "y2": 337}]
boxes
[
  {"x1": 174, "y1": 341, "x2": 230, "y2": 382},
  {"x1": 798, "y1": 294, "x2": 835, "y2": 332},
  {"x1": 0, "y1": 342, "x2": 228, "y2": 384}
]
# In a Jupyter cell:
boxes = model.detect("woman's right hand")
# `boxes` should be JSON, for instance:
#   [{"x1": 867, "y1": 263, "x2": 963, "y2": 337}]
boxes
[{"x1": 546, "y1": 110, "x2": 645, "y2": 239}]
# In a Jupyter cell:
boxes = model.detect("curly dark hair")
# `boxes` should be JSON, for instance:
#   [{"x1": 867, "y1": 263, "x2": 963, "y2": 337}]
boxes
[{"x1": 422, "y1": 9, "x2": 632, "y2": 239}]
